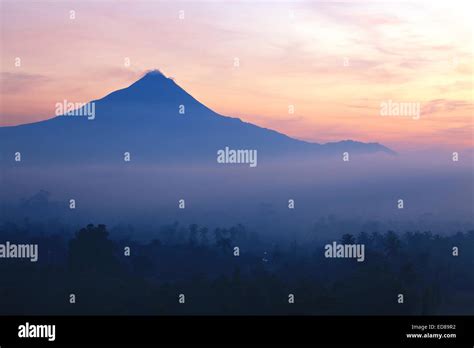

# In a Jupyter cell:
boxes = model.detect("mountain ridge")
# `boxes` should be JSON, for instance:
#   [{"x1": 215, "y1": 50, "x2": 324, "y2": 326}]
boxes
[{"x1": 0, "y1": 69, "x2": 396, "y2": 166}]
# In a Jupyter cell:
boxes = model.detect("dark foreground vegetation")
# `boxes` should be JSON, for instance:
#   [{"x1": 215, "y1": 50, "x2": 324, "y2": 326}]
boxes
[{"x1": 0, "y1": 221, "x2": 473, "y2": 315}]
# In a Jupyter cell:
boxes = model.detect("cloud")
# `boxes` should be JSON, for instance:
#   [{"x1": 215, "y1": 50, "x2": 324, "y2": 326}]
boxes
[
  {"x1": 437, "y1": 80, "x2": 473, "y2": 93},
  {"x1": 421, "y1": 99, "x2": 473, "y2": 116},
  {"x1": 1, "y1": 72, "x2": 50, "y2": 93}
]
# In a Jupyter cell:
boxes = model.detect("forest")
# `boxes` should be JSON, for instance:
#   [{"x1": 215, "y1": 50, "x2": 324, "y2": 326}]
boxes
[{"x1": 0, "y1": 219, "x2": 472, "y2": 316}]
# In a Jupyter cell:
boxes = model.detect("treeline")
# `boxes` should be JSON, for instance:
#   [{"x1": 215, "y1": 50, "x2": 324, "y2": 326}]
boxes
[{"x1": 0, "y1": 221, "x2": 472, "y2": 315}]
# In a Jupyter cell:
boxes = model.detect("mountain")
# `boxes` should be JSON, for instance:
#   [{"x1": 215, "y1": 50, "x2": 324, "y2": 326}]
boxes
[{"x1": 0, "y1": 70, "x2": 394, "y2": 166}]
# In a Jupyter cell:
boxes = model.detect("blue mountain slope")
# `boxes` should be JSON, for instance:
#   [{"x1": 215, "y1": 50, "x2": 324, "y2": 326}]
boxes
[{"x1": 0, "y1": 70, "x2": 395, "y2": 166}]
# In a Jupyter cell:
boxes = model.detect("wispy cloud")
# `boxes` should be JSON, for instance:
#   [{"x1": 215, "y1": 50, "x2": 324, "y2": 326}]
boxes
[
  {"x1": 422, "y1": 99, "x2": 473, "y2": 116},
  {"x1": 1, "y1": 72, "x2": 50, "y2": 93},
  {"x1": 0, "y1": 0, "x2": 472, "y2": 149}
]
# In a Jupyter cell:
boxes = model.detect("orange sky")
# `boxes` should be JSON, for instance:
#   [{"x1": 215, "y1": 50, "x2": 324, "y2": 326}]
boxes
[{"x1": 0, "y1": 0, "x2": 473, "y2": 151}]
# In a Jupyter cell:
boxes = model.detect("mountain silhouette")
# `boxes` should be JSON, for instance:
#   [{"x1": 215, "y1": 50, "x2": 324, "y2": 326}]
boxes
[{"x1": 0, "y1": 69, "x2": 394, "y2": 166}]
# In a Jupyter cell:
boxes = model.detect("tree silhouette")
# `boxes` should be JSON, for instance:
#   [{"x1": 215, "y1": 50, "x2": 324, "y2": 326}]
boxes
[
  {"x1": 341, "y1": 233, "x2": 355, "y2": 244},
  {"x1": 384, "y1": 231, "x2": 401, "y2": 257},
  {"x1": 1, "y1": 220, "x2": 473, "y2": 316},
  {"x1": 215, "y1": 228, "x2": 232, "y2": 253},
  {"x1": 68, "y1": 224, "x2": 119, "y2": 275},
  {"x1": 199, "y1": 227, "x2": 209, "y2": 246},
  {"x1": 188, "y1": 224, "x2": 198, "y2": 246}
]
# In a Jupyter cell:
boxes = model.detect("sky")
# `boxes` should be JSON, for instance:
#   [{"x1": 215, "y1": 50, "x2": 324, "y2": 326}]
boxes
[{"x1": 0, "y1": 0, "x2": 472, "y2": 151}]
